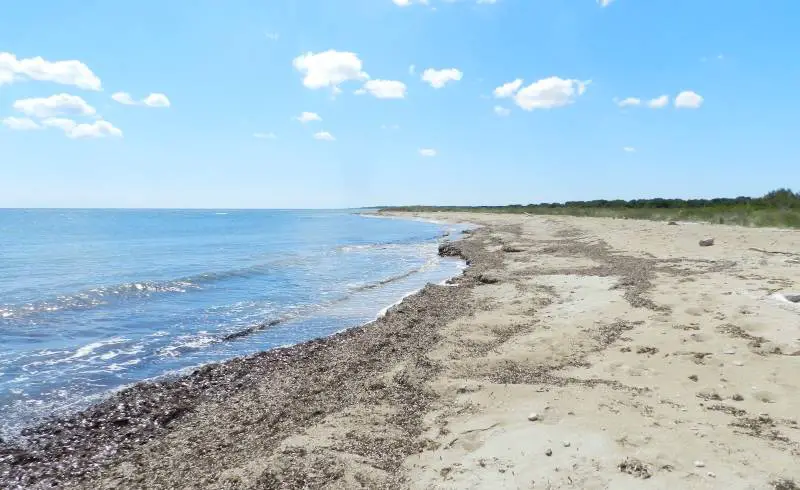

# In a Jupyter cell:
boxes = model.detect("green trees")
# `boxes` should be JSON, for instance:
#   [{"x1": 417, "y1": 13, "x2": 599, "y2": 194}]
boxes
[{"x1": 383, "y1": 189, "x2": 800, "y2": 227}]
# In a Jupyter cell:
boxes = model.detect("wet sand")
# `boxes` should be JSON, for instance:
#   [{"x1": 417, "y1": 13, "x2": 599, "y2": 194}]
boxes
[{"x1": 2, "y1": 213, "x2": 800, "y2": 489}]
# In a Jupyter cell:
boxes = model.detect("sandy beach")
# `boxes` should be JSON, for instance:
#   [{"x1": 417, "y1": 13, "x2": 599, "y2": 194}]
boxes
[{"x1": 2, "y1": 212, "x2": 799, "y2": 489}]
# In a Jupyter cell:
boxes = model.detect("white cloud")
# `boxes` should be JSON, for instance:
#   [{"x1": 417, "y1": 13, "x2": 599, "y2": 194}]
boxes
[
  {"x1": 265, "y1": 32, "x2": 280, "y2": 41},
  {"x1": 623, "y1": 146, "x2": 636, "y2": 153},
  {"x1": 381, "y1": 124, "x2": 400, "y2": 130},
  {"x1": 356, "y1": 79, "x2": 407, "y2": 99},
  {"x1": 0, "y1": 52, "x2": 101, "y2": 90},
  {"x1": 293, "y1": 50, "x2": 368, "y2": 90},
  {"x1": 254, "y1": 132, "x2": 277, "y2": 139},
  {"x1": 1, "y1": 117, "x2": 42, "y2": 131},
  {"x1": 296, "y1": 111, "x2": 322, "y2": 123},
  {"x1": 41, "y1": 117, "x2": 122, "y2": 139},
  {"x1": 313, "y1": 131, "x2": 335, "y2": 141},
  {"x1": 69, "y1": 120, "x2": 123, "y2": 139},
  {"x1": 422, "y1": 68, "x2": 463, "y2": 89},
  {"x1": 41, "y1": 117, "x2": 76, "y2": 131},
  {"x1": 393, "y1": 0, "x2": 413, "y2": 6},
  {"x1": 13, "y1": 93, "x2": 96, "y2": 118},
  {"x1": 494, "y1": 105, "x2": 510, "y2": 116},
  {"x1": 419, "y1": 148, "x2": 437, "y2": 157},
  {"x1": 513, "y1": 77, "x2": 589, "y2": 110},
  {"x1": 617, "y1": 97, "x2": 641, "y2": 107},
  {"x1": 675, "y1": 90, "x2": 703, "y2": 109},
  {"x1": 143, "y1": 93, "x2": 170, "y2": 108},
  {"x1": 493, "y1": 79, "x2": 523, "y2": 98},
  {"x1": 111, "y1": 92, "x2": 170, "y2": 107},
  {"x1": 111, "y1": 92, "x2": 137, "y2": 105},
  {"x1": 409, "y1": 64, "x2": 416, "y2": 75},
  {"x1": 647, "y1": 95, "x2": 669, "y2": 109},
  {"x1": 598, "y1": 0, "x2": 615, "y2": 6}
]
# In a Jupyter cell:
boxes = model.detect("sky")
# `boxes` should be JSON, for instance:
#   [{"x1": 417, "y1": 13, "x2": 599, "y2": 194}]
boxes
[{"x1": 1, "y1": 0, "x2": 799, "y2": 208}]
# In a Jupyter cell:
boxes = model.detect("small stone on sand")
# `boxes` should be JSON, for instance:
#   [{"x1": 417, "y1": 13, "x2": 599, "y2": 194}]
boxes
[
  {"x1": 694, "y1": 460, "x2": 706, "y2": 468},
  {"x1": 527, "y1": 413, "x2": 539, "y2": 421},
  {"x1": 562, "y1": 441, "x2": 571, "y2": 447},
  {"x1": 545, "y1": 448, "x2": 552, "y2": 456},
  {"x1": 707, "y1": 471, "x2": 716, "y2": 478}
]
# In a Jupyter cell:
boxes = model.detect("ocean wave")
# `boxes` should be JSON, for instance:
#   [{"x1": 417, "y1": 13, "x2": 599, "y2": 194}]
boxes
[
  {"x1": 214, "y1": 263, "x2": 434, "y2": 344},
  {"x1": 347, "y1": 268, "x2": 422, "y2": 293},
  {"x1": 0, "y1": 260, "x2": 294, "y2": 320}
]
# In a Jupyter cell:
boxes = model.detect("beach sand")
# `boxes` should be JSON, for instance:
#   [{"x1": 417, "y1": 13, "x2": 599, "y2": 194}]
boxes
[{"x1": 2, "y1": 213, "x2": 799, "y2": 489}]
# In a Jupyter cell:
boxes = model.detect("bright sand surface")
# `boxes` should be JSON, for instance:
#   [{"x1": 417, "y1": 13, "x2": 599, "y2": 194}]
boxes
[{"x1": 401, "y1": 213, "x2": 800, "y2": 489}]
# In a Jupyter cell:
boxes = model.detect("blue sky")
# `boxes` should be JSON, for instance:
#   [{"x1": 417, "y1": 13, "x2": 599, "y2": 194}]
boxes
[{"x1": 1, "y1": 0, "x2": 799, "y2": 208}]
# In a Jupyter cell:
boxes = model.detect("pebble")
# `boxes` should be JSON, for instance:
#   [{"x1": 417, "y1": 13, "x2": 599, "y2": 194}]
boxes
[
  {"x1": 733, "y1": 361, "x2": 744, "y2": 366},
  {"x1": 527, "y1": 413, "x2": 539, "y2": 422},
  {"x1": 545, "y1": 448, "x2": 552, "y2": 457},
  {"x1": 694, "y1": 460, "x2": 705, "y2": 468},
  {"x1": 562, "y1": 441, "x2": 571, "y2": 447},
  {"x1": 707, "y1": 471, "x2": 716, "y2": 478},
  {"x1": 723, "y1": 349, "x2": 736, "y2": 355}
]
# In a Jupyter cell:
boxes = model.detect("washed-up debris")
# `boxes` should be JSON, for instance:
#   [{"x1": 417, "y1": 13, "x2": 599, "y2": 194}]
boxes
[{"x1": 618, "y1": 458, "x2": 652, "y2": 479}]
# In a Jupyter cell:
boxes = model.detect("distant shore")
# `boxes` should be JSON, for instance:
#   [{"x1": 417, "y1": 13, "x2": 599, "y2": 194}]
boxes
[{"x1": 3, "y1": 212, "x2": 800, "y2": 489}]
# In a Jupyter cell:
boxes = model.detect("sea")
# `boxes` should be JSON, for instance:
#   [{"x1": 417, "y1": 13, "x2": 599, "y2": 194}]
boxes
[{"x1": 0, "y1": 209, "x2": 469, "y2": 439}]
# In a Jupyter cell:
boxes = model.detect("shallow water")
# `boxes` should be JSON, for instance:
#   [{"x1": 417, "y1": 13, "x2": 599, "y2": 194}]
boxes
[{"x1": 0, "y1": 209, "x2": 467, "y2": 438}]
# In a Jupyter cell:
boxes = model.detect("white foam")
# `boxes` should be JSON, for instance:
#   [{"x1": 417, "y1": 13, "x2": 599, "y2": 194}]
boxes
[{"x1": 68, "y1": 337, "x2": 127, "y2": 359}]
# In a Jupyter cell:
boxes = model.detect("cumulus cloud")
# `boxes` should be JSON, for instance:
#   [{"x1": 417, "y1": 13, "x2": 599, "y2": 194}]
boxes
[
  {"x1": 493, "y1": 79, "x2": 523, "y2": 98},
  {"x1": 293, "y1": 50, "x2": 368, "y2": 90},
  {"x1": 296, "y1": 112, "x2": 322, "y2": 123},
  {"x1": 41, "y1": 117, "x2": 122, "y2": 139},
  {"x1": 617, "y1": 97, "x2": 641, "y2": 107},
  {"x1": 598, "y1": 0, "x2": 615, "y2": 6},
  {"x1": 356, "y1": 79, "x2": 407, "y2": 99},
  {"x1": 419, "y1": 148, "x2": 437, "y2": 157},
  {"x1": 111, "y1": 92, "x2": 137, "y2": 105},
  {"x1": 13, "y1": 93, "x2": 96, "y2": 118},
  {"x1": 392, "y1": 0, "x2": 429, "y2": 6},
  {"x1": 513, "y1": 77, "x2": 589, "y2": 110},
  {"x1": 623, "y1": 146, "x2": 636, "y2": 153},
  {"x1": 2, "y1": 117, "x2": 42, "y2": 131},
  {"x1": 313, "y1": 131, "x2": 335, "y2": 141},
  {"x1": 422, "y1": 68, "x2": 463, "y2": 89},
  {"x1": 675, "y1": 90, "x2": 703, "y2": 109},
  {"x1": 143, "y1": 93, "x2": 170, "y2": 108},
  {"x1": 0, "y1": 52, "x2": 102, "y2": 90},
  {"x1": 494, "y1": 105, "x2": 510, "y2": 116},
  {"x1": 647, "y1": 95, "x2": 669, "y2": 109},
  {"x1": 253, "y1": 132, "x2": 277, "y2": 139},
  {"x1": 111, "y1": 92, "x2": 170, "y2": 107}
]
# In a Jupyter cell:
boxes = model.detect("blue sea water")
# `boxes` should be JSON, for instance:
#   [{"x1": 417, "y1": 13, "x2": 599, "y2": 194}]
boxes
[{"x1": 0, "y1": 209, "x2": 467, "y2": 439}]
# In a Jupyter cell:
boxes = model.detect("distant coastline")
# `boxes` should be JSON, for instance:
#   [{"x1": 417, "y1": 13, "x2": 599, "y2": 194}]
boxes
[{"x1": 381, "y1": 188, "x2": 800, "y2": 228}]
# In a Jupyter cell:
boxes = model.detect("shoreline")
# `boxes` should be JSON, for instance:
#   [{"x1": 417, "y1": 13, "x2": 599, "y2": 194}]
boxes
[
  {"x1": 0, "y1": 213, "x2": 466, "y2": 442},
  {"x1": 0, "y1": 223, "x2": 489, "y2": 488},
  {"x1": 3, "y1": 212, "x2": 799, "y2": 488}
]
